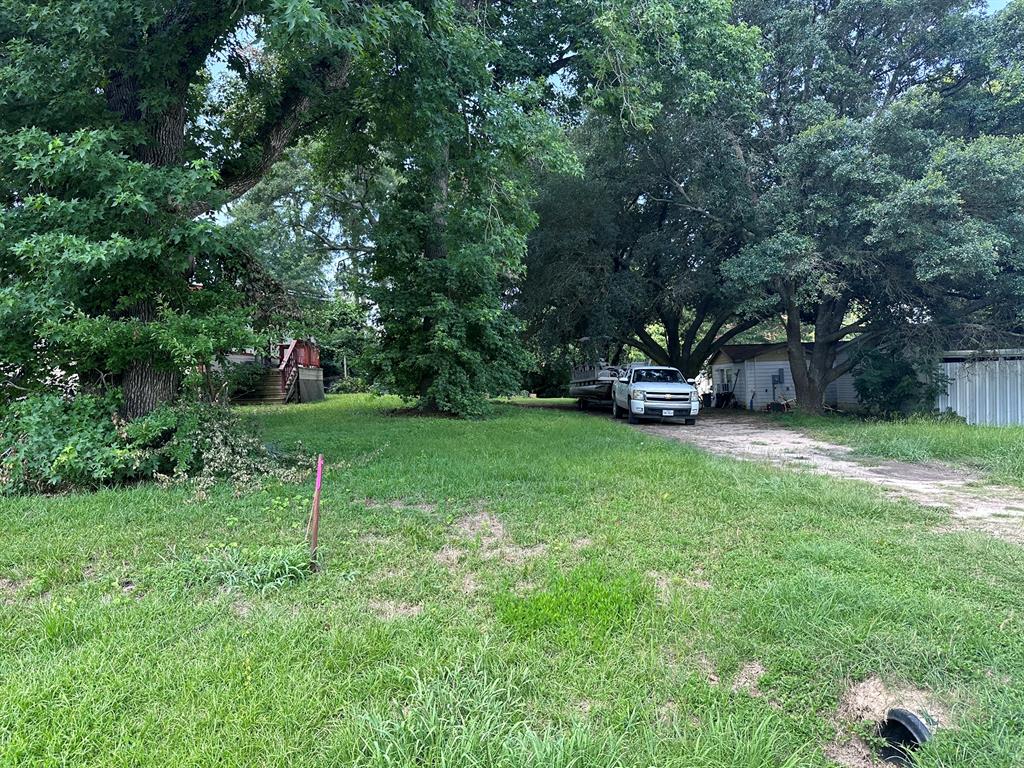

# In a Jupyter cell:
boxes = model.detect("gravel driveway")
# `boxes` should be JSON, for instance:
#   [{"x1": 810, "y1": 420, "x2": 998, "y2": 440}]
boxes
[{"x1": 637, "y1": 410, "x2": 1024, "y2": 544}]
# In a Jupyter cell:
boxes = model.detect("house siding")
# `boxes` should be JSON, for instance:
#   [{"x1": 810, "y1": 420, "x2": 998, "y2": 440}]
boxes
[{"x1": 712, "y1": 354, "x2": 859, "y2": 410}]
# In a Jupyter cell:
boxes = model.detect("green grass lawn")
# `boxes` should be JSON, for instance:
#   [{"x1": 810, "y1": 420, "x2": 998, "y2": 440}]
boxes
[
  {"x1": 2, "y1": 395, "x2": 1023, "y2": 766},
  {"x1": 775, "y1": 412, "x2": 1024, "y2": 487}
]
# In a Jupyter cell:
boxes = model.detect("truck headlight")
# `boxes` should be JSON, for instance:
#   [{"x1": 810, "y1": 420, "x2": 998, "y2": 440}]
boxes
[{"x1": 630, "y1": 389, "x2": 645, "y2": 401}]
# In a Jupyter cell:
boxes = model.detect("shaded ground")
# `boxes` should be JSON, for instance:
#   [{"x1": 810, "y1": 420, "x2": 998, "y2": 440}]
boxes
[{"x1": 638, "y1": 410, "x2": 1024, "y2": 544}]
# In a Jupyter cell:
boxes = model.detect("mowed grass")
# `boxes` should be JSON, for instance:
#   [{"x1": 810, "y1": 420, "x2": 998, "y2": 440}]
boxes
[
  {"x1": 776, "y1": 412, "x2": 1024, "y2": 487},
  {"x1": 1, "y1": 395, "x2": 1022, "y2": 767}
]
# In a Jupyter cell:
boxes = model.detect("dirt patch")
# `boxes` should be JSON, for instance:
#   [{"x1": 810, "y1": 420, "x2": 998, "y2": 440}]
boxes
[
  {"x1": 0, "y1": 578, "x2": 25, "y2": 594},
  {"x1": 435, "y1": 543, "x2": 463, "y2": 568},
  {"x1": 0, "y1": 578, "x2": 26, "y2": 605},
  {"x1": 570, "y1": 537, "x2": 593, "y2": 551},
  {"x1": 231, "y1": 599, "x2": 253, "y2": 619},
  {"x1": 824, "y1": 738, "x2": 881, "y2": 768},
  {"x1": 486, "y1": 542, "x2": 548, "y2": 565},
  {"x1": 647, "y1": 570, "x2": 710, "y2": 603},
  {"x1": 731, "y1": 661, "x2": 766, "y2": 696},
  {"x1": 365, "y1": 498, "x2": 437, "y2": 514},
  {"x1": 436, "y1": 511, "x2": 548, "y2": 569},
  {"x1": 647, "y1": 571, "x2": 672, "y2": 603},
  {"x1": 367, "y1": 599, "x2": 423, "y2": 620},
  {"x1": 637, "y1": 411, "x2": 1024, "y2": 544},
  {"x1": 656, "y1": 699, "x2": 678, "y2": 726},
  {"x1": 514, "y1": 578, "x2": 539, "y2": 595},
  {"x1": 836, "y1": 675, "x2": 951, "y2": 729},
  {"x1": 697, "y1": 653, "x2": 721, "y2": 686},
  {"x1": 825, "y1": 676, "x2": 952, "y2": 768},
  {"x1": 454, "y1": 511, "x2": 507, "y2": 548}
]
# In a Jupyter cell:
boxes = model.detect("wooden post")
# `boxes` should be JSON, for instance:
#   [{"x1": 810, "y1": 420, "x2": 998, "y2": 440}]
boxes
[{"x1": 309, "y1": 454, "x2": 324, "y2": 571}]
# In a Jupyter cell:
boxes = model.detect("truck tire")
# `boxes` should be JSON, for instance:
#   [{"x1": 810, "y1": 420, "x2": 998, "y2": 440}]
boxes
[
  {"x1": 612, "y1": 399, "x2": 622, "y2": 419},
  {"x1": 684, "y1": 418, "x2": 696, "y2": 425},
  {"x1": 627, "y1": 399, "x2": 639, "y2": 424}
]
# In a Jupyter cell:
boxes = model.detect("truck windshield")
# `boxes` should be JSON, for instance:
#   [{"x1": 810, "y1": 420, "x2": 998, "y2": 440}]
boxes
[{"x1": 632, "y1": 369, "x2": 684, "y2": 383}]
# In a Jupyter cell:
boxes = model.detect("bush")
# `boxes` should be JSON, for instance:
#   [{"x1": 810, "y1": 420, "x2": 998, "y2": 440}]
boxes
[
  {"x1": 328, "y1": 375, "x2": 369, "y2": 394},
  {"x1": 0, "y1": 394, "x2": 144, "y2": 493},
  {"x1": 854, "y1": 350, "x2": 947, "y2": 416},
  {"x1": 0, "y1": 393, "x2": 305, "y2": 495}
]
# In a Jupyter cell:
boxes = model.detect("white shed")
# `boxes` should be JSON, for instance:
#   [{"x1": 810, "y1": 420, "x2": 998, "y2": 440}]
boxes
[
  {"x1": 709, "y1": 343, "x2": 860, "y2": 411},
  {"x1": 937, "y1": 349, "x2": 1024, "y2": 426}
]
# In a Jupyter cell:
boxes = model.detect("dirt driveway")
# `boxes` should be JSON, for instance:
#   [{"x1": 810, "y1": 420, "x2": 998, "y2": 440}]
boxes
[{"x1": 638, "y1": 410, "x2": 1024, "y2": 544}]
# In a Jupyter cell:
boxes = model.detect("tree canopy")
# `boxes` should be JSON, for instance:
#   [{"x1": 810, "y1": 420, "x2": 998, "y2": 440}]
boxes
[{"x1": 2, "y1": 0, "x2": 1023, "y2": 426}]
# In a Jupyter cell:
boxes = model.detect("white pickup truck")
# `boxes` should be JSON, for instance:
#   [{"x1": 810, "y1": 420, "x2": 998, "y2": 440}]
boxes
[{"x1": 611, "y1": 365, "x2": 699, "y2": 425}]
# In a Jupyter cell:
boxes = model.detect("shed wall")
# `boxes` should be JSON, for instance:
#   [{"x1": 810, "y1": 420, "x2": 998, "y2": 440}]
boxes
[{"x1": 936, "y1": 357, "x2": 1024, "y2": 426}]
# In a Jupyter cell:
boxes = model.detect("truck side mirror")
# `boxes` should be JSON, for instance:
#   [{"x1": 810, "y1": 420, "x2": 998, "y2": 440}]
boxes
[{"x1": 687, "y1": 378, "x2": 696, "y2": 385}]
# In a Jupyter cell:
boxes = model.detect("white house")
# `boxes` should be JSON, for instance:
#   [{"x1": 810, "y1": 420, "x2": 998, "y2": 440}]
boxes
[
  {"x1": 710, "y1": 343, "x2": 1024, "y2": 426},
  {"x1": 709, "y1": 343, "x2": 859, "y2": 411}
]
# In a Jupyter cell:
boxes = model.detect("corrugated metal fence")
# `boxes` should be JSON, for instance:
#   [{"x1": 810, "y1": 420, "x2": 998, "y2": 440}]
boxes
[{"x1": 936, "y1": 353, "x2": 1024, "y2": 426}]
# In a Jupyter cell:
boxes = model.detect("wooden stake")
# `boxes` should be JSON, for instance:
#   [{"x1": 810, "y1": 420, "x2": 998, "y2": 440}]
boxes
[{"x1": 309, "y1": 453, "x2": 324, "y2": 571}]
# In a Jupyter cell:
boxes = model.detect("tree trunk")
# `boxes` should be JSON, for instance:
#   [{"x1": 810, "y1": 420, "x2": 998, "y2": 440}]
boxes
[
  {"x1": 415, "y1": 143, "x2": 450, "y2": 410},
  {"x1": 783, "y1": 289, "x2": 850, "y2": 413},
  {"x1": 119, "y1": 300, "x2": 181, "y2": 420},
  {"x1": 121, "y1": 361, "x2": 181, "y2": 420}
]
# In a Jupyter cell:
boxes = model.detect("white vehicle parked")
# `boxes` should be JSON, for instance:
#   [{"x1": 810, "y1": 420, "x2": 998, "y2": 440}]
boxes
[{"x1": 611, "y1": 365, "x2": 699, "y2": 425}]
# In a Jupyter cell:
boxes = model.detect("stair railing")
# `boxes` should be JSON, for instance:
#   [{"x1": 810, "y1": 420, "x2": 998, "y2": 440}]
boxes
[{"x1": 279, "y1": 340, "x2": 300, "y2": 403}]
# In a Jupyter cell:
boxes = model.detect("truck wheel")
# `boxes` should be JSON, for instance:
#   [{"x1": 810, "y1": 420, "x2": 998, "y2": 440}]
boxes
[
  {"x1": 627, "y1": 400, "x2": 639, "y2": 424},
  {"x1": 684, "y1": 418, "x2": 696, "y2": 426},
  {"x1": 611, "y1": 399, "x2": 621, "y2": 419}
]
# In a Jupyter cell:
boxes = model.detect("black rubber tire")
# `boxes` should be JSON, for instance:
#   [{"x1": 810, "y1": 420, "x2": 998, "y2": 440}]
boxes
[
  {"x1": 611, "y1": 399, "x2": 620, "y2": 418},
  {"x1": 684, "y1": 418, "x2": 696, "y2": 426}
]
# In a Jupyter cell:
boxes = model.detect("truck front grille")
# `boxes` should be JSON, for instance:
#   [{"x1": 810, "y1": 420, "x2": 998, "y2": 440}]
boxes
[{"x1": 646, "y1": 393, "x2": 690, "y2": 403}]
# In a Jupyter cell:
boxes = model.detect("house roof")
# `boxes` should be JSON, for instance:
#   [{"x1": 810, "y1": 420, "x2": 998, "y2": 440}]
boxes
[{"x1": 715, "y1": 343, "x2": 791, "y2": 363}]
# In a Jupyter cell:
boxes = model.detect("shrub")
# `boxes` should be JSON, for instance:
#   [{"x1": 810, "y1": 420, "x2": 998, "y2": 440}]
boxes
[
  {"x1": 0, "y1": 393, "x2": 145, "y2": 494},
  {"x1": 0, "y1": 393, "x2": 305, "y2": 495},
  {"x1": 328, "y1": 375, "x2": 369, "y2": 394},
  {"x1": 854, "y1": 350, "x2": 947, "y2": 416}
]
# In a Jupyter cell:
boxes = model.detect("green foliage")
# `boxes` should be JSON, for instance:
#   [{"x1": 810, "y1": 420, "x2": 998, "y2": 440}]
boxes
[
  {"x1": 326, "y1": 9, "x2": 568, "y2": 417},
  {"x1": 179, "y1": 544, "x2": 314, "y2": 595},
  {"x1": 0, "y1": 393, "x2": 144, "y2": 494},
  {"x1": 328, "y1": 375, "x2": 369, "y2": 395},
  {"x1": 0, "y1": 127, "x2": 253, "y2": 396},
  {"x1": 0, "y1": 0, "x2": 418, "y2": 415},
  {"x1": 0, "y1": 394, "x2": 303, "y2": 495},
  {"x1": 853, "y1": 350, "x2": 948, "y2": 415},
  {"x1": 723, "y1": 0, "x2": 1024, "y2": 410}
]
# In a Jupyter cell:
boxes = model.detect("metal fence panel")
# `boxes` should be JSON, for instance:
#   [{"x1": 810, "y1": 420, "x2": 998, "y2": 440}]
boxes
[{"x1": 936, "y1": 357, "x2": 1024, "y2": 426}]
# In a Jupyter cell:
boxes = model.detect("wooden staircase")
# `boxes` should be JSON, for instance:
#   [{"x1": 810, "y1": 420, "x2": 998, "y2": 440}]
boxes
[
  {"x1": 232, "y1": 369, "x2": 293, "y2": 406},
  {"x1": 230, "y1": 340, "x2": 306, "y2": 406}
]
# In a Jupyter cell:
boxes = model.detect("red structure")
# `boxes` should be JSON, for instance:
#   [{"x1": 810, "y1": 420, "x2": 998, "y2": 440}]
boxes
[{"x1": 278, "y1": 340, "x2": 320, "y2": 369}]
